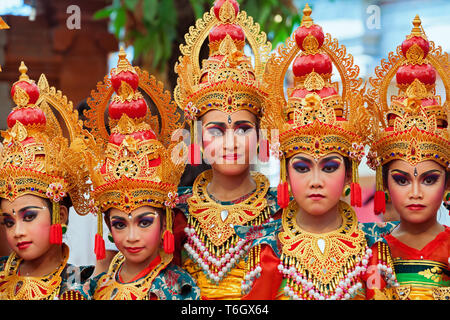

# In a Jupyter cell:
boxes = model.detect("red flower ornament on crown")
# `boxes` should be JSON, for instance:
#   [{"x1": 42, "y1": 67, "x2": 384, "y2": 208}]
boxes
[
  {"x1": 174, "y1": 0, "x2": 272, "y2": 164},
  {"x1": 367, "y1": 15, "x2": 450, "y2": 215},
  {"x1": 0, "y1": 62, "x2": 92, "y2": 245},
  {"x1": 84, "y1": 47, "x2": 186, "y2": 259},
  {"x1": 262, "y1": 4, "x2": 371, "y2": 208}
]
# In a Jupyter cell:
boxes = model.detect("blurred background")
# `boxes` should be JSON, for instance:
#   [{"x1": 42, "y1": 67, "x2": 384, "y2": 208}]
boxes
[{"x1": 0, "y1": 0, "x2": 448, "y2": 262}]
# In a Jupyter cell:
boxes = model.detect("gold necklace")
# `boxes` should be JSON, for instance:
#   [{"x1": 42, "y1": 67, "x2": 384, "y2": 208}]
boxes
[
  {"x1": 185, "y1": 169, "x2": 270, "y2": 286},
  {"x1": 0, "y1": 244, "x2": 69, "y2": 300},
  {"x1": 93, "y1": 250, "x2": 171, "y2": 300},
  {"x1": 187, "y1": 170, "x2": 269, "y2": 247},
  {"x1": 278, "y1": 200, "x2": 371, "y2": 300}
]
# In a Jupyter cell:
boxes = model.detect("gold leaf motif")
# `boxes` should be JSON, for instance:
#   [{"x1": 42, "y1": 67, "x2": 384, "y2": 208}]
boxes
[
  {"x1": 13, "y1": 86, "x2": 30, "y2": 107},
  {"x1": 10, "y1": 121, "x2": 28, "y2": 142},
  {"x1": 121, "y1": 135, "x2": 138, "y2": 153},
  {"x1": 302, "y1": 34, "x2": 320, "y2": 54},
  {"x1": 405, "y1": 78, "x2": 428, "y2": 100},
  {"x1": 218, "y1": 34, "x2": 238, "y2": 56},
  {"x1": 418, "y1": 266, "x2": 443, "y2": 283},
  {"x1": 218, "y1": 0, "x2": 236, "y2": 23},
  {"x1": 406, "y1": 43, "x2": 425, "y2": 64},
  {"x1": 117, "y1": 81, "x2": 135, "y2": 100},
  {"x1": 304, "y1": 71, "x2": 325, "y2": 91},
  {"x1": 116, "y1": 114, "x2": 136, "y2": 135}
]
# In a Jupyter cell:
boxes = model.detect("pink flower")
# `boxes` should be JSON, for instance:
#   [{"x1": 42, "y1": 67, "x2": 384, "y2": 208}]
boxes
[
  {"x1": 184, "y1": 102, "x2": 198, "y2": 121},
  {"x1": 270, "y1": 142, "x2": 283, "y2": 159},
  {"x1": 164, "y1": 191, "x2": 179, "y2": 208},
  {"x1": 46, "y1": 183, "x2": 66, "y2": 202}
]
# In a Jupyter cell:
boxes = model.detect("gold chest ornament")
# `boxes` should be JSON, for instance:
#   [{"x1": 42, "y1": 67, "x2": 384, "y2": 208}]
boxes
[
  {"x1": 278, "y1": 200, "x2": 372, "y2": 300},
  {"x1": 93, "y1": 250, "x2": 171, "y2": 300},
  {"x1": 0, "y1": 245, "x2": 70, "y2": 300},
  {"x1": 184, "y1": 170, "x2": 270, "y2": 293}
]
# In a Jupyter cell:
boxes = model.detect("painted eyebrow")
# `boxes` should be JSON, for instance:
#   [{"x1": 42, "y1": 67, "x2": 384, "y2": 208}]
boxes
[
  {"x1": 390, "y1": 169, "x2": 410, "y2": 178},
  {"x1": 110, "y1": 216, "x2": 126, "y2": 221},
  {"x1": 390, "y1": 169, "x2": 443, "y2": 179},
  {"x1": 419, "y1": 169, "x2": 443, "y2": 177},
  {"x1": 136, "y1": 212, "x2": 158, "y2": 219},
  {"x1": 292, "y1": 155, "x2": 342, "y2": 165},
  {"x1": 204, "y1": 121, "x2": 226, "y2": 128},
  {"x1": 233, "y1": 120, "x2": 255, "y2": 127},
  {"x1": 1, "y1": 206, "x2": 44, "y2": 217},
  {"x1": 111, "y1": 212, "x2": 158, "y2": 221},
  {"x1": 319, "y1": 156, "x2": 342, "y2": 165},
  {"x1": 292, "y1": 156, "x2": 313, "y2": 165}
]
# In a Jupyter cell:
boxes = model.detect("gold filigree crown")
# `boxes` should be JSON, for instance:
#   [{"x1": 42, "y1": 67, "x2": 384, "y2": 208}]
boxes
[
  {"x1": 174, "y1": 0, "x2": 271, "y2": 120},
  {"x1": 262, "y1": 4, "x2": 372, "y2": 208},
  {"x1": 367, "y1": 15, "x2": 450, "y2": 171},
  {"x1": 84, "y1": 48, "x2": 186, "y2": 214},
  {"x1": 0, "y1": 62, "x2": 91, "y2": 215},
  {"x1": 366, "y1": 16, "x2": 450, "y2": 215}
]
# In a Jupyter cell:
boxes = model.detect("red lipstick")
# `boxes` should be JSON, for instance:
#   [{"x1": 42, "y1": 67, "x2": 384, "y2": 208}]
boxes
[{"x1": 17, "y1": 241, "x2": 32, "y2": 250}]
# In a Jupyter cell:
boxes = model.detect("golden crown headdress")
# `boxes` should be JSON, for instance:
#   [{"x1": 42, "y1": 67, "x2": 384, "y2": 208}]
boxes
[
  {"x1": 0, "y1": 62, "x2": 92, "y2": 244},
  {"x1": 367, "y1": 15, "x2": 450, "y2": 215},
  {"x1": 174, "y1": 0, "x2": 271, "y2": 164},
  {"x1": 84, "y1": 48, "x2": 186, "y2": 259},
  {"x1": 262, "y1": 4, "x2": 373, "y2": 208}
]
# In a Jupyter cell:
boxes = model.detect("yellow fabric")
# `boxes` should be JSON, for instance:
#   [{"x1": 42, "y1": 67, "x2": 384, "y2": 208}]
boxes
[{"x1": 183, "y1": 257, "x2": 246, "y2": 300}]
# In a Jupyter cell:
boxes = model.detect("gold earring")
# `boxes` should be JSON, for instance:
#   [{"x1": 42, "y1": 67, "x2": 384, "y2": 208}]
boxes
[
  {"x1": 385, "y1": 190, "x2": 391, "y2": 203},
  {"x1": 342, "y1": 185, "x2": 351, "y2": 197},
  {"x1": 444, "y1": 191, "x2": 450, "y2": 203}
]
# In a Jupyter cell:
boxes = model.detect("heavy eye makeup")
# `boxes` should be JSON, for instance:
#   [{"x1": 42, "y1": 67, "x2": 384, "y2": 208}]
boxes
[
  {"x1": 234, "y1": 121, "x2": 256, "y2": 136},
  {"x1": 110, "y1": 212, "x2": 158, "y2": 230},
  {"x1": 291, "y1": 156, "x2": 342, "y2": 174},
  {"x1": 137, "y1": 213, "x2": 157, "y2": 228},
  {"x1": 321, "y1": 159, "x2": 341, "y2": 173},
  {"x1": 1, "y1": 209, "x2": 39, "y2": 228},
  {"x1": 421, "y1": 171, "x2": 443, "y2": 186},
  {"x1": 390, "y1": 169, "x2": 443, "y2": 187},
  {"x1": 204, "y1": 121, "x2": 256, "y2": 137},
  {"x1": 205, "y1": 124, "x2": 225, "y2": 137},
  {"x1": 111, "y1": 217, "x2": 127, "y2": 230}
]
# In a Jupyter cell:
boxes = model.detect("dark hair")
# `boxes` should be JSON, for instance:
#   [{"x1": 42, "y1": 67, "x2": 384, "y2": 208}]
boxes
[{"x1": 43, "y1": 196, "x2": 72, "y2": 225}]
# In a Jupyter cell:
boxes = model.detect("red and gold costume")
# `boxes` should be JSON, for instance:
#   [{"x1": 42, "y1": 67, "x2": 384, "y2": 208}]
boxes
[
  {"x1": 0, "y1": 63, "x2": 92, "y2": 300},
  {"x1": 174, "y1": 0, "x2": 280, "y2": 299},
  {"x1": 367, "y1": 15, "x2": 450, "y2": 300},
  {"x1": 259, "y1": 5, "x2": 397, "y2": 300},
  {"x1": 83, "y1": 48, "x2": 199, "y2": 300}
]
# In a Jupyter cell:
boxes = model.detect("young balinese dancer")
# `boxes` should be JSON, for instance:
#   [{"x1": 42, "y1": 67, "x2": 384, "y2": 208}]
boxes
[
  {"x1": 0, "y1": 63, "x2": 94, "y2": 299},
  {"x1": 82, "y1": 48, "x2": 200, "y2": 300},
  {"x1": 173, "y1": 0, "x2": 280, "y2": 299},
  {"x1": 367, "y1": 15, "x2": 450, "y2": 300}
]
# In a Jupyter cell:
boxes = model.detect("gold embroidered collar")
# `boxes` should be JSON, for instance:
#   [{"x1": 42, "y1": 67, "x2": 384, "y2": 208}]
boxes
[
  {"x1": 94, "y1": 250, "x2": 171, "y2": 300},
  {"x1": 279, "y1": 200, "x2": 367, "y2": 286},
  {"x1": 187, "y1": 170, "x2": 269, "y2": 247},
  {"x1": 0, "y1": 244, "x2": 69, "y2": 300}
]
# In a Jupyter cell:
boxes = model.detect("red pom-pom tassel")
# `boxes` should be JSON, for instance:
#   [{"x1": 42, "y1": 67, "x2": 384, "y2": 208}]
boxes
[
  {"x1": 277, "y1": 181, "x2": 289, "y2": 209},
  {"x1": 374, "y1": 190, "x2": 386, "y2": 215},
  {"x1": 188, "y1": 143, "x2": 201, "y2": 166},
  {"x1": 94, "y1": 233, "x2": 106, "y2": 260},
  {"x1": 163, "y1": 230, "x2": 174, "y2": 254},
  {"x1": 350, "y1": 182, "x2": 362, "y2": 207},
  {"x1": 49, "y1": 224, "x2": 62, "y2": 245},
  {"x1": 258, "y1": 138, "x2": 270, "y2": 162}
]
